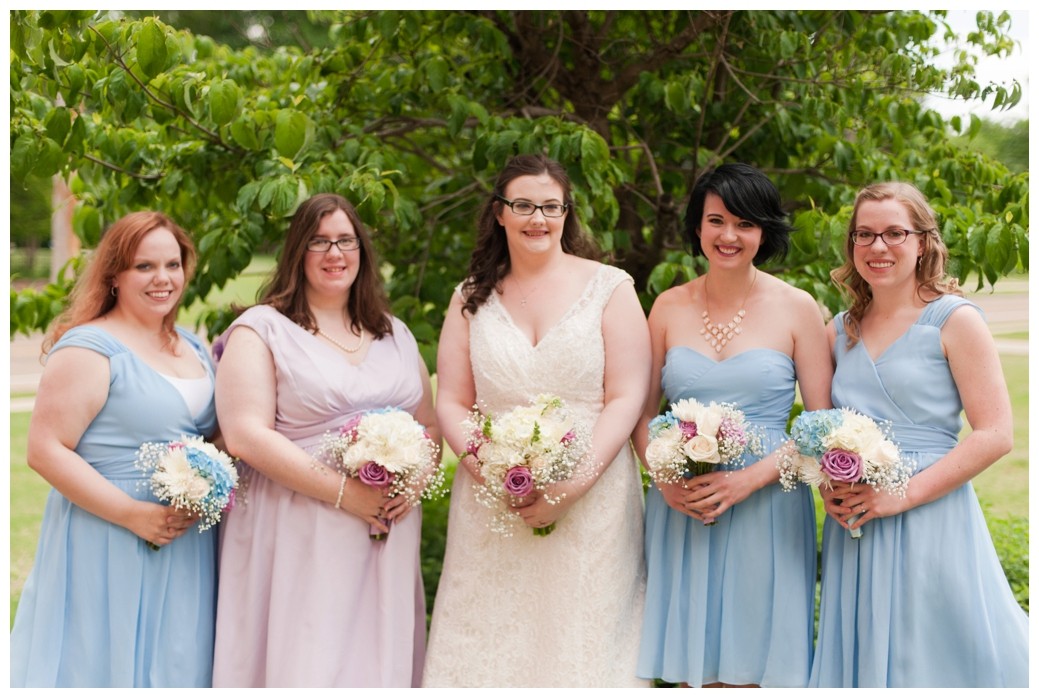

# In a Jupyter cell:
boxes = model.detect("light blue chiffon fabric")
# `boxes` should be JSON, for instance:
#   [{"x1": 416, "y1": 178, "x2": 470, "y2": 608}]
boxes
[
  {"x1": 10, "y1": 326, "x2": 218, "y2": 687},
  {"x1": 638, "y1": 347, "x2": 816, "y2": 687},
  {"x1": 810, "y1": 295, "x2": 1028, "y2": 687}
]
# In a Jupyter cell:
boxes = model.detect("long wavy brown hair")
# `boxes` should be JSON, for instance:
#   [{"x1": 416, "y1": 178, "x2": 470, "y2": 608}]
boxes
[
  {"x1": 258, "y1": 193, "x2": 393, "y2": 338},
  {"x1": 461, "y1": 154, "x2": 600, "y2": 316},
  {"x1": 43, "y1": 211, "x2": 197, "y2": 356},
  {"x1": 832, "y1": 182, "x2": 961, "y2": 347}
]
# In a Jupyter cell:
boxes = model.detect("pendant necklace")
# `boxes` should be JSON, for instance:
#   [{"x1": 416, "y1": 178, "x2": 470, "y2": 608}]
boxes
[
  {"x1": 511, "y1": 275, "x2": 537, "y2": 307},
  {"x1": 318, "y1": 327, "x2": 365, "y2": 353},
  {"x1": 700, "y1": 269, "x2": 757, "y2": 353}
]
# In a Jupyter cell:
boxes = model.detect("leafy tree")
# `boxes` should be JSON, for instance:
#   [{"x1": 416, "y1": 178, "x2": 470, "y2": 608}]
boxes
[
  {"x1": 9, "y1": 9, "x2": 1028, "y2": 362},
  {"x1": 954, "y1": 118, "x2": 1028, "y2": 173}
]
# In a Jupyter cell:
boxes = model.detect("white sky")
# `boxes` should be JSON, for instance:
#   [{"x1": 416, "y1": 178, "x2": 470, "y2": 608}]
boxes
[{"x1": 921, "y1": 8, "x2": 1030, "y2": 125}]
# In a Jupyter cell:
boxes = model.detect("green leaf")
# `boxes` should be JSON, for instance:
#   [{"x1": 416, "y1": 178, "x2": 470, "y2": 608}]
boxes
[
  {"x1": 230, "y1": 116, "x2": 261, "y2": 151},
  {"x1": 274, "y1": 109, "x2": 308, "y2": 159},
  {"x1": 30, "y1": 138, "x2": 65, "y2": 178},
  {"x1": 208, "y1": 78, "x2": 240, "y2": 126},
  {"x1": 72, "y1": 205, "x2": 102, "y2": 247},
  {"x1": 44, "y1": 107, "x2": 72, "y2": 146},
  {"x1": 136, "y1": 19, "x2": 168, "y2": 79},
  {"x1": 10, "y1": 133, "x2": 37, "y2": 184}
]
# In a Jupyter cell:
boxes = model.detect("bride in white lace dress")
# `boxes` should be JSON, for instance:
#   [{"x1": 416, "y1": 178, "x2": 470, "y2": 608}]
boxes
[{"x1": 423, "y1": 155, "x2": 651, "y2": 688}]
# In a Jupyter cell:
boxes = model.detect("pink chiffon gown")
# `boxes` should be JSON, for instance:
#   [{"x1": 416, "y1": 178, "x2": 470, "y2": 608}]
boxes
[{"x1": 210, "y1": 305, "x2": 427, "y2": 687}]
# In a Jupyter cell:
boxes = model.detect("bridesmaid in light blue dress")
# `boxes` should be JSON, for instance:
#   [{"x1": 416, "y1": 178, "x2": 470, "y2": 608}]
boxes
[
  {"x1": 635, "y1": 164, "x2": 832, "y2": 687},
  {"x1": 10, "y1": 212, "x2": 217, "y2": 687},
  {"x1": 810, "y1": 183, "x2": 1028, "y2": 687}
]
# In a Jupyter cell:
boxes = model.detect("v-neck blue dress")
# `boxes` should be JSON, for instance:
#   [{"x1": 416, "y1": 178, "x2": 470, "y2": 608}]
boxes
[
  {"x1": 810, "y1": 295, "x2": 1028, "y2": 687},
  {"x1": 10, "y1": 325, "x2": 218, "y2": 687},
  {"x1": 638, "y1": 347, "x2": 816, "y2": 687}
]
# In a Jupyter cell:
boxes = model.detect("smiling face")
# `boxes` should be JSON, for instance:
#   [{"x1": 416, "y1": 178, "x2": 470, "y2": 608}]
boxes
[
  {"x1": 303, "y1": 208, "x2": 361, "y2": 302},
  {"x1": 851, "y1": 198, "x2": 923, "y2": 293},
  {"x1": 495, "y1": 173, "x2": 568, "y2": 256},
  {"x1": 697, "y1": 192, "x2": 763, "y2": 269},
  {"x1": 111, "y1": 226, "x2": 185, "y2": 321}
]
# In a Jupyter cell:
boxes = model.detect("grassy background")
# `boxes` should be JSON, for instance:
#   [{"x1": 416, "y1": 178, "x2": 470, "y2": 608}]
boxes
[{"x1": 9, "y1": 263, "x2": 1029, "y2": 620}]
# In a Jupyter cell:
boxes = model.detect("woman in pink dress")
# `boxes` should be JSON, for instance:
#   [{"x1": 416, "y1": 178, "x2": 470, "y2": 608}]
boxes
[{"x1": 211, "y1": 193, "x2": 439, "y2": 687}]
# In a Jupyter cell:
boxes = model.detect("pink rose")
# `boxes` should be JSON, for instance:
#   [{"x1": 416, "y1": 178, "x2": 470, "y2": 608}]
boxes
[
  {"x1": 679, "y1": 421, "x2": 698, "y2": 439},
  {"x1": 358, "y1": 461, "x2": 393, "y2": 488},
  {"x1": 503, "y1": 466, "x2": 535, "y2": 498},
  {"x1": 820, "y1": 448, "x2": 863, "y2": 482},
  {"x1": 560, "y1": 430, "x2": 576, "y2": 445},
  {"x1": 340, "y1": 414, "x2": 363, "y2": 440}
]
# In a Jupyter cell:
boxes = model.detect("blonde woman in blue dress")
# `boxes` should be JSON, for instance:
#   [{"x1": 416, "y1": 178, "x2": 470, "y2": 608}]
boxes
[{"x1": 810, "y1": 182, "x2": 1028, "y2": 687}]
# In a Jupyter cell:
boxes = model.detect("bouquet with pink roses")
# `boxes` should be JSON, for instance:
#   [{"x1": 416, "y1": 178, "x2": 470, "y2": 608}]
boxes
[
  {"x1": 778, "y1": 407, "x2": 911, "y2": 538},
  {"x1": 463, "y1": 394, "x2": 590, "y2": 537},
  {"x1": 322, "y1": 408, "x2": 443, "y2": 539},
  {"x1": 643, "y1": 397, "x2": 762, "y2": 525}
]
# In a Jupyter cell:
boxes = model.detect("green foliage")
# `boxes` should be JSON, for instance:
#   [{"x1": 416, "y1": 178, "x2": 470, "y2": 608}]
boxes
[
  {"x1": 985, "y1": 511, "x2": 1030, "y2": 612},
  {"x1": 9, "y1": 10, "x2": 1028, "y2": 355},
  {"x1": 953, "y1": 119, "x2": 1028, "y2": 173}
]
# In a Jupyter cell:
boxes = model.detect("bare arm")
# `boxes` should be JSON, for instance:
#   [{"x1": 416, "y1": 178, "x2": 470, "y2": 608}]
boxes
[
  {"x1": 434, "y1": 292, "x2": 483, "y2": 482},
  {"x1": 215, "y1": 326, "x2": 389, "y2": 530},
  {"x1": 27, "y1": 346, "x2": 195, "y2": 546}
]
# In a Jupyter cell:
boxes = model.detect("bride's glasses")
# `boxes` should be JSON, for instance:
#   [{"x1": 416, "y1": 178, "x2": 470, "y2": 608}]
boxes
[
  {"x1": 496, "y1": 196, "x2": 569, "y2": 218},
  {"x1": 850, "y1": 228, "x2": 931, "y2": 247}
]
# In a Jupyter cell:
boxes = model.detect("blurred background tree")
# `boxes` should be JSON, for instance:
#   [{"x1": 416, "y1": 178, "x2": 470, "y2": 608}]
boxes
[{"x1": 10, "y1": 9, "x2": 1028, "y2": 364}]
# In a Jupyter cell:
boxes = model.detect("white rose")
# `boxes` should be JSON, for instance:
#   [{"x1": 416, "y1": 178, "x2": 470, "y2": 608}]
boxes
[
  {"x1": 683, "y1": 433, "x2": 721, "y2": 464},
  {"x1": 863, "y1": 438, "x2": 900, "y2": 468},
  {"x1": 645, "y1": 429, "x2": 684, "y2": 470}
]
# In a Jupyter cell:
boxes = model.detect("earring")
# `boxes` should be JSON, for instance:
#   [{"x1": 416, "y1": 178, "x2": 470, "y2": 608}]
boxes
[{"x1": 110, "y1": 286, "x2": 118, "y2": 297}]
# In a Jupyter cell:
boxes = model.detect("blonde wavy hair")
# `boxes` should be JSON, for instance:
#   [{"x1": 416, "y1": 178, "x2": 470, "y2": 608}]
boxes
[{"x1": 831, "y1": 182, "x2": 961, "y2": 347}]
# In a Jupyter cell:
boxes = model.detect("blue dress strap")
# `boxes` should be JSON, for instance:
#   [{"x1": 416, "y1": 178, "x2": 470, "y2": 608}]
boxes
[
  {"x1": 50, "y1": 325, "x2": 125, "y2": 359},
  {"x1": 832, "y1": 311, "x2": 848, "y2": 337},
  {"x1": 917, "y1": 294, "x2": 982, "y2": 328}
]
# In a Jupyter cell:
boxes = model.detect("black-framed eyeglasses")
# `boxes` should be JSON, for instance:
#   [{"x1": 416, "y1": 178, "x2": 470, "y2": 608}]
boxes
[
  {"x1": 850, "y1": 228, "x2": 931, "y2": 247},
  {"x1": 306, "y1": 237, "x2": 361, "y2": 253},
  {"x1": 495, "y1": 195, "x2": 569, "y2": 218}
]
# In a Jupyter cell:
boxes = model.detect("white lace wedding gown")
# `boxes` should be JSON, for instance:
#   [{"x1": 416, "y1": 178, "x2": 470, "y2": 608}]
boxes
[{"x1": 423, "y1": 264, "x2": 648, "y2": 688}]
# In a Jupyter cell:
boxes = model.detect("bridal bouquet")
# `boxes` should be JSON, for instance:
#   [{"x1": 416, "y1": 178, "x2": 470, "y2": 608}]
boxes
[
  {"x1": 778, "y1": 407, "x2": 912, "y2": 538},
  {"x1": 134, "y1": 435, "x2": 240, "y2": 547},
  {"x1": 644, "y1": 397, "x2": 761, "y2": 486},
  {"x1": 322, "y1": 408, "x2": 443, "y2": 539},
  {"x1": 463, "y1": 394, "x2": 590, "y2": 537}
]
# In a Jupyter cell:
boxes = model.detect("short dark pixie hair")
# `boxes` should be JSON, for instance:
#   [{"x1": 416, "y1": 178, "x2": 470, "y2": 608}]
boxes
[{"x1": 685, "y1": 163, "x2": 792, "y2": 265}]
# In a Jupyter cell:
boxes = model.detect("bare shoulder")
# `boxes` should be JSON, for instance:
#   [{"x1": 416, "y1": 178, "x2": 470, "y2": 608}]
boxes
[{"x1": 759, "y1": 273, "x2": 823, "y2": 317}]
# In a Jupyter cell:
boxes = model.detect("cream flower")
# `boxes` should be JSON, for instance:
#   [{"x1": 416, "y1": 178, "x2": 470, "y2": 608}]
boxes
[{"x1": 683, "y1": 433, "x2": 721, "y2": 464}]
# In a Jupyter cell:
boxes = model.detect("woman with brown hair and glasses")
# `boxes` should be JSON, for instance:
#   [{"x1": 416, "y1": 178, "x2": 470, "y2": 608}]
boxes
[
  {"x1": 423, "y1": 154, "x2": 651, "y2": 687},
  {"x1": 211, "y1": 193, "x2": 439, "y2": 687}
]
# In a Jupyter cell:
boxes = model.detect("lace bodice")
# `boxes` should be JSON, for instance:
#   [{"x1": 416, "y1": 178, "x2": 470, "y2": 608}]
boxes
[{"x1": 467, "y1": 264, "x2": 629, "y2": 422}]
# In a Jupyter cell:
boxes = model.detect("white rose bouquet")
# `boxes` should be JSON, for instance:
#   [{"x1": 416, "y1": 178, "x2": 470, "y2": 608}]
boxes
[
  {"x1": 321, "y1": 408, "x2": 444, "y2": 539},
  {"x1": 463, "y1": 394, "x2": 590, "y2": 537},
  {"x1": 645, "y1": 398, "x2": 762, "y2": 486},
  {"x1": 777, "y1": 407, "x2": 911, "y2": 538}
]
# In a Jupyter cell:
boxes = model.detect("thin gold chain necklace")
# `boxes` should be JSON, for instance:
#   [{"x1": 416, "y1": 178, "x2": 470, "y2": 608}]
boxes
[
  {"x1": 700, "y1": 270, "x2": 757, "y2": 353},
  {"x1": 317, "y1": 327, "x2": 365, "y2": 353}
]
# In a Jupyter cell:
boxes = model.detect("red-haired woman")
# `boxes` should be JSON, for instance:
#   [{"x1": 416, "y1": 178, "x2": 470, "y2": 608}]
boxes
[{"x1": 11, "y1": 212, "x2": 218, "y2": 687}]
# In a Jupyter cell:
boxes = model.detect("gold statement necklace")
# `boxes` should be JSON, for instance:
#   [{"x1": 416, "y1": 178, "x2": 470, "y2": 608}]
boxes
[
  {"x1": 318, "y1": 327, "x2": 366, "y2": 353},
  {"x1": 700, "y1": 269, "x2": 757, "y2": 353}
]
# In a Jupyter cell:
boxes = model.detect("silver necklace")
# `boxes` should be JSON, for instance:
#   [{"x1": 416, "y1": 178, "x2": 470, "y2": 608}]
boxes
[
  {"x1": 700, "y1": 270, "x2": 757, "y2": 353},
  {"x1": 511, "y1": 276, "x2": 537, "y2": 307},
  {"x1": 318, "y1": 327, "x2": 365, "y2": 353}
]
